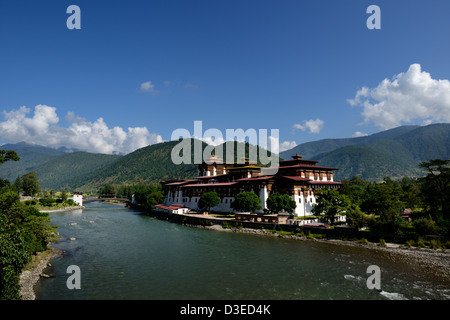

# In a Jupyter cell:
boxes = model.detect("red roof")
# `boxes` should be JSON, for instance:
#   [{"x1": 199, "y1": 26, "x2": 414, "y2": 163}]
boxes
[
  {"x1": 164, "y1": 180, "x2": 197, "y2": 186},
  {"x1": 155, "y1": 203, "x2": 188, "y2": 210},
  {"x1": 276, "y1": 164, "x2": 339, "y2": 171},
  {"x1": 308, "y1": 181, "x2": 342, "y2": 185},
  {"x1": 182, "y1": 182, "x2": 239, "y2": 188},
  {"x1": 281, "y1": 176, "x2": 311, "y2": 181},
  {"x1": 237, "y1": 176, "x2": 274, "y2": 181},
  {"x1": 197, "y1": 174, "x2": 228, "y2": 179}
]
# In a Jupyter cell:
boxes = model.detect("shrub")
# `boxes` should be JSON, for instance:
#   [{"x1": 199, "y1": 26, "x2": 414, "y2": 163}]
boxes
[
  {"x1": 64, "y1": 199, "x2": 77, "y2": 206},
  {"x1": 24, "y1": 199, "x2": 37, "y2": 206},
  {"x1": 413, "y1": 217, "x2": 439, "y2": 235},
  {"x1": 405, "y1": 240, "x2": 414, "y2": 248},
  {"x1": 358, "y1": 238, "x2": 369, "y2": 245},
  {"x1": 39, "y1": 198, "x2": 56, "y2": 207},
  {"x1": 445, "y1": 241, "x2": 450, "y2": 249},
  {"x1": 430, "y1": 240, "x2": 442, "y2": 250},
  {"x1": 416, "y1": 237, "x2": 426, "y2": 248},
  {"x1": 379, "y1": 239, "x2": 386, "y2": 247}
]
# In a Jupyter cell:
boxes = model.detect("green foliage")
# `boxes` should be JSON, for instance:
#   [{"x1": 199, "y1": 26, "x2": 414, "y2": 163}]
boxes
[
  {"x1": 405, "y1": 240, "x2": 414, "y2": 248},
  {"x1": 416, "y1": 237, "x2": 426, "y2": 248},
  {"x1": 360, "y1": 180, "x2": 404, "y2": 233},
  {"x1": 357, "y1": 238, "x2": 369, "y2": 244},
  {"x1": 345, "y1": 203, "x2": 366, "y2": 230},
  {"x1": 39, "y1": 198, "x2": 57, "y2": 207},
  {"x1": 0, "y1": 191, "x2": 59, "y2": 299},
  {"x1": 128, "y1": 183, "x2": 165, "y2": 211},
  {"x1": 0, "y1": 150, "x2": 20, "y2": 165},
  {"x1": 312, "y1": 189, "x2": 350, "y2": 225},
  {"x1": 231, "y1": 192, "x2": 262, "y2": 213},
  {"x1": 0, "y1": 151, "x2": 59, "y2": 300},
  {"x1": 198, "y1": 192, "x2": 220, "y2": 212},
  {"x1": 418, "y1": 159, "x2": 450, "y2": 220},
  {"x1": 430, "y1": 240, "x2": 443, "y2": 250},
  {"x1": 60, "y1": 190, "x2": 68, "y2": 201},
  {"x1": 19, "y1": 172, "x2": 40, "y2": 197},
  {"x1": 266, "y1": 192, "x2": 296, "y2": 214},
  {"x1": 413, "y1": 217, "x2": 439, "y2": 235}
]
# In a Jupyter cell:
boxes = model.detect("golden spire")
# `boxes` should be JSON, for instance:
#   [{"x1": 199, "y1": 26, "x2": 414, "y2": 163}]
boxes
[{"x1": 292, "y1": 153, "x2": 303, "y2": 160}]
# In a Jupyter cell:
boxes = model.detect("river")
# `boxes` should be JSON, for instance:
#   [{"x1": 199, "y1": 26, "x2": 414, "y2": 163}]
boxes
[{"x1": 35, "y1": 201, "x2": 450, "y2": 300}]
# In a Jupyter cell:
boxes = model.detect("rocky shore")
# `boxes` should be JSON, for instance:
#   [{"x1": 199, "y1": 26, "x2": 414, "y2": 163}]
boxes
[
  {"x1": 19, "y1": 247, "x2": 62, "y2": 300},
  {"x1": 39, "y1": 206, "x2": 85, "y2": 213}
]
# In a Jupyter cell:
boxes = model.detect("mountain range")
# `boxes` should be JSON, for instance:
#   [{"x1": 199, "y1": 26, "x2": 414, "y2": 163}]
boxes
[
  {"x1": 0, "y1": 123, "x2": 449, "y2": 192},
  {"x1": 280, "y1": 123, "x2": 450, "y2": 181}
]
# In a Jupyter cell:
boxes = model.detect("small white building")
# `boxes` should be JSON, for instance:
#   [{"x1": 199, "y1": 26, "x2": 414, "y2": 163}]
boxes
[
  {"x1": 72, "y1": 193, "x2": 83, "y2": 206},
  {"x1": 154, "y1": 203, "x2": 190, "y2": 214}
]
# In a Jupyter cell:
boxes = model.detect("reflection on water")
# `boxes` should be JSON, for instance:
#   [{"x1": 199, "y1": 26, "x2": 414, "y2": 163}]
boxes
[{"x1": 35, "y1": 202, "x2": 450, "y2": 300}]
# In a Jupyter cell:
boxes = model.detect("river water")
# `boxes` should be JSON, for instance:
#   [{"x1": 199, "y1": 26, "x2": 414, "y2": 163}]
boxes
[{"x1": 35, "y1": 201, "x2": 450, "y2": 300}]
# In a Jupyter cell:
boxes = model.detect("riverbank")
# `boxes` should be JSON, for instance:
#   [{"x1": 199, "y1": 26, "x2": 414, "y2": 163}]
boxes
[
  {"x1": 39, "y1": 205, "x2": 85, "y2": 213},
  {"x1": 19, "y1": 246, "x2": 63, "y2": 300}
]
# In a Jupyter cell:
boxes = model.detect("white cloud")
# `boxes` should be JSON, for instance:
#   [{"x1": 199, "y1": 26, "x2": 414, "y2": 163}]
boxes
[
  {"x1": 0, "y1": 105, "x2": 163, "y2": 154},
  {"x1": 279, "y1": 141, "x2": 297, "y2": 152},
  {"x1": 293, "y1": 118, "x2": 324, "y2": 134},
  {"x1": 352, "y1": 131, "x2": 368, "y2": 138},
  {"x1": 139, "y1": 81, "x2": 159, "y2": 95},
  {"x1": 348, "y1": 63, "x2": 450, "y2": 129}
]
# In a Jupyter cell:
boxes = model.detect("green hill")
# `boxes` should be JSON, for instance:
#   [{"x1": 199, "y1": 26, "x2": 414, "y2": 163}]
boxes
[
  {"x1": 75, "y1": 139, "x2": 280, "y2": 192},
  {"x1": 34, "y1": 152, "x2": 122, "y2": 190},
  {"x1": 0, "y1": 142, "x2": 65, "y2": 181},
  {"x1": 280, "y1": 125, "x2": 420, "y2": 160},
  {"x1": 75, "y1": 140, "x2": 200, "y2": 191},
  {"x1": 2, "y1": 123, "x2": 449, "y2": 190}
]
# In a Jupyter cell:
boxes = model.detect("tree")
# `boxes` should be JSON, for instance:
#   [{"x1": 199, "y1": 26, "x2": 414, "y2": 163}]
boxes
[
  {"x1": 231, "y1": 192, "x2": 262, "y2": 213},
  {"x1": 312, "y1": 189, "x2": 350, "y2": 225},
  {"x1": 20, "y1": 172, "x2": 40, "y2": 197},
  {"x1": 0, "y1": 150, "x2": 19, "y2": 165},
  {"x1": 361, "y1": 183, "x2": 404, "y2": 233},
  {"x1": 345, "y1": 203, "x2": 366, "y2": 230},
  {"x1": 198, "y1": 191, "x2": 220, "y2": 212},
  {"x1": 60, "y1": 189, "x2": 68, "y2": 201},
  {"x1": 342, "y1": 176, "x2": 370, "y2": 206},
  {"x1": 266, "y1": 192, "x2": 296, "y2": 214},
  {"x1": 418, "y1": 159, "x2": 450, "y2": 220},
  {"x1": 399, "y1": 177, "x2": 421, "y2": 210},
  {"x1": 132, "y1": 183, "x2": 165, "y2": 210},
  {"x1": 0, "y1": 150, "x2": 58, "y2": 299}
]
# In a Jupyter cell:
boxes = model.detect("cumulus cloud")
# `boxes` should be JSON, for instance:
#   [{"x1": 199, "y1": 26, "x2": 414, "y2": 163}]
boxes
[
  {"x1": 279, "y1": 141, "x2": 297, "y2": 152},
  {"x1": 293, "y1": 118, "x2": 324, "y2": 134},
  {"x1": 139, "y1": 81, "x2": 159, "y2": 95},
  {"x1": 348, "y1": 63, "x2": 450, "y2": 129},
  {"x1": 352, "y1": 131, "x2": 368, "y2": 138},
  {"x1": 0, "y1": 105, "x2": 163, "y2": 154}
]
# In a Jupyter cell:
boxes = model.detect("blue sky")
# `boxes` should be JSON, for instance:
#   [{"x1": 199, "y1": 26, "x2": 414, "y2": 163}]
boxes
[{"x1": 1, "y1": 0, "x2": 449, "y2": 154}]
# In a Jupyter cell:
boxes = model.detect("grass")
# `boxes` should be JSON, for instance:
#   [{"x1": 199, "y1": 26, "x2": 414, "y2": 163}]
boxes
[{"x1": 21, "y1": 247, "x2": 59, "y2": 272}]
